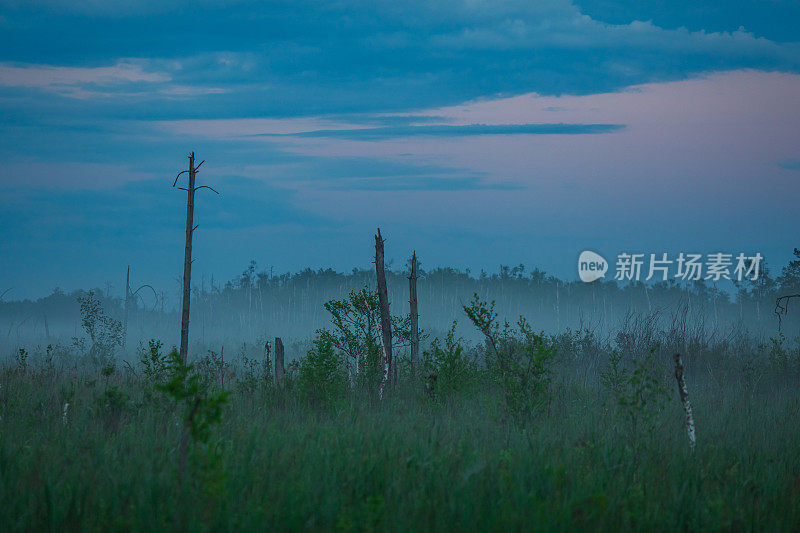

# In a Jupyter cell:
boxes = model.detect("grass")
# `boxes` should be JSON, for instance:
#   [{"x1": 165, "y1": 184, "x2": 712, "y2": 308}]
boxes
[{"x1": 1, "y1": 344, "x2": 799, "y2": 532}]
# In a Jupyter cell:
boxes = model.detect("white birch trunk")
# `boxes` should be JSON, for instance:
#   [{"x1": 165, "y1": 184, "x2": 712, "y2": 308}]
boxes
[{"x1": 674, "y1": 353, "x2": 696, "y2": 451}]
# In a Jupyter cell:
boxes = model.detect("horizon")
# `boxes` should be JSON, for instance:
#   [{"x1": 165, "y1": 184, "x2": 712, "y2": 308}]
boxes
[{"x1": 1, "y1": 247, "x2": 782, "y2": 304}]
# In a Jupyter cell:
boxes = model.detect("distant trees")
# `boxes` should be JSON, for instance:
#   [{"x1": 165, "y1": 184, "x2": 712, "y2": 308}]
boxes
[
  {"x1": 5, "y1": 249, "x2": 800, "y2": 350},
  {"x1": 777, "y1": 248, "x2": 800, "y2": 294}
]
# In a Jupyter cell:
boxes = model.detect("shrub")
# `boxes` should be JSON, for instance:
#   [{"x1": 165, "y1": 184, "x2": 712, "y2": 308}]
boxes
[
  {"x1": 196, "y1": 349, "x2": 230, "y2": 390},
  {"x1": 600, "y1": 347, "x2": 669, "y2": 440},
  {"x1": 138, "y1": 339, "x2": 170, "y2": 385},
  {"x1": 421, "y1": 321, "x2": 478, "y2": 397},
  {"x1": 156, "y1": 349, "x2": 229, "y2": 485},
  {"x1": 77, "y1": 291, "x2": 124, "y2": 365},
  {"x1": 297, "y1": 336, "x2": 348, "y2": 408},
  {"x1": 464, "y1": 294, "x2": 556, "y2": 423}
]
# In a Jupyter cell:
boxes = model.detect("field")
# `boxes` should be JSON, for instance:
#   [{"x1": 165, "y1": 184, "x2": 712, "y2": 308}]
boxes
[{"x1": 2, "y1": 308, "x2": 799, "y2": 532}]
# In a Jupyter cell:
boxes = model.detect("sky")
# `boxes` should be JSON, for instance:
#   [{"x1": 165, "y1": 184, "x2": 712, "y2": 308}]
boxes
[{"x1": 0, "y1": 0, "x2": 799, "y2": 301}]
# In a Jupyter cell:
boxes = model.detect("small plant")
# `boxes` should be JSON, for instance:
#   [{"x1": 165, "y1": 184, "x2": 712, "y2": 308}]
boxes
[
  {"x1": 421, "y1": 321, "x2": 478, "y2": 397},
  {"x1": 599, "y1": 349, "x2": 626, "y2": 399},
  {"x1": 94, "y1": 386, "x2": 130, "y2": 429},
  {"x1": 78, "y1": 291, "x2": 124, "y2": 364},
  {"x1": 601, "y1": 347, "x2": 669, "y2": 440},
  {"x1": 297, "y1": 336, "x2": 348, "y2": 408},
  {"x1": 14, "y1": 348, "x2": 28, "y2": 373},
  {"x1": 767, "y1": 333, "x2": 799, "y2": 374},
  {"x1": 138, "y1": 339, "x2": 171, "y2": 384},
  {"x1": 196, "y1": 349, "x2": 229, "y2": 390},
  {"x1": 43, "y1": 344, "x2": 55, "y2": 370},
  {"x1": 101, "y1": 361, "x2": 116, "y2": 383},
  {"x1": 156, "y1": 349, "x2": 229, "y2": 485},
  {"x1": 238, "y1": 350, "x2": 272, "y2": 394}
]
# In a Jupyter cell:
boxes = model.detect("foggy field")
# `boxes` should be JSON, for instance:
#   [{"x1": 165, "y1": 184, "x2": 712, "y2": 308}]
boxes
[
  {"x1": 4, "y1": 0, "x2": 800, "y2": 530},
  {"x1": 2, "y1": 283, "x2": 800, "y2": 531}
]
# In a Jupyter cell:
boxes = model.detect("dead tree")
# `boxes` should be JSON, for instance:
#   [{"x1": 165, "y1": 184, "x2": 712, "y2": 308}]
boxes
[
  {"x1": 275, "y1": 337, "x2": 285, "y2": 389},
  {"x1": 409, "y1": 251, "x2": 419, "y2": 373},
  {"x1": 674, "y1": 353, "x2": 696, "y2": 451},
  {"x1": 42, "y1": 311, "x2": 50, "y2": 341},
  {"x1": 123, "y1": 266, "x2": 157, "y2": 350},
  {"x1": 124, "y1": 266, "x2": 131, "y2": 348},
  {"x1": 173, "y1": 152, "x2": 218, "y2": 363},
  {"x1": 375, "y1": 228, "x2": 395, "y2": 387}
]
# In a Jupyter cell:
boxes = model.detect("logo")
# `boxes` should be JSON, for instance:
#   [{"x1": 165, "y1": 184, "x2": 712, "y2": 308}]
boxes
[
  {"x1": 577, "y1": 251, "x2": 762, "y2": 283},
  {"x1": 578, "y1": 250, "x2": 608, "y2": 282}
]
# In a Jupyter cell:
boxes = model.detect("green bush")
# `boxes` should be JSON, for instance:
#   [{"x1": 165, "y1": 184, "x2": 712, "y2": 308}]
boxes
[
  {"x1": 297, "y1": 336, "x2": 349, "y2": 407},
  {"x1": 156, "y1": 349, "x2": 229, "y2": 486},
  {"x1": 421, "y1": 321, "x2": 478, "y2": 398},
  {"x1": 600, "y1": 347, "x2": 669, "y2": 441},
  {"x1": 464, "y1": 294, "x2": 556, "y2": 423}
]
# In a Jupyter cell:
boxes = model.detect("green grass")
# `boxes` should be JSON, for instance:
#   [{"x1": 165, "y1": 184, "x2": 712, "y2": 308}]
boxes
[{"x1": 1, "y1": 356, "x2": 799, "y2": 532}]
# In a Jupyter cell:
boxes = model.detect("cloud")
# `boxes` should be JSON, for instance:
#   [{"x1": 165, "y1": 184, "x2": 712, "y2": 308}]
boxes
[
  {"x1": 0, "y1": 60, "x2": 228, "y2": 100},
  {"x1": 256, "y1": 123, "x2": 624, "y2": 140},
  {"x1": 574, "y1": 0, "x2": 800, "y2": 42},
  {"x1": 0, "y1": 1, "x2": 798, "y2": 118},
  {"x1": 0, "y1": 60, "x2": 167, "y2": 88},
  {"x1": 1, "y1": 1, "x2": 799, "y2": 299},
  {"x1": 325, "y1": 175, "x2": 523, "y2": 191}
]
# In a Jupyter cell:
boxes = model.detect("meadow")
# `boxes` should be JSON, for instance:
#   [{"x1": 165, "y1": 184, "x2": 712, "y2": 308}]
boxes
[{"x1": 1, "y1": 288, "x2": 799, "y2": 532}]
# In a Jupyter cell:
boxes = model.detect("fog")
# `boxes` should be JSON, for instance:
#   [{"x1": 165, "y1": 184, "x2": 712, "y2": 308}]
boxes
[{"x1": 2, "y1": 259, "x2": 795, "y2": 365}]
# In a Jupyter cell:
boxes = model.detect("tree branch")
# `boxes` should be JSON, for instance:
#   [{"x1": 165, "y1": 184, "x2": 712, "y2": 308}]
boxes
[{"x1": 173, "y1": 170, "x2": 189, "y2": 187}]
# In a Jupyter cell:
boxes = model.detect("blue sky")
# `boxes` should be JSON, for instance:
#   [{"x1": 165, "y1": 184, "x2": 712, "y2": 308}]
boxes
[{"x1": 1, "y1": 0, "x2": 799, "y2": 300}]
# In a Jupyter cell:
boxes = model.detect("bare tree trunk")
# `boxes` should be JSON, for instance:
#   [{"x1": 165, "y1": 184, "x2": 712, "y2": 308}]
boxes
[
  {"x1": 124, "y1": 265, "x2": 131, "y2": 349},
  {"x1": 378, "y1": 333, "x2": 389, "y2": 400},
  {"x1": 375, "y1": 229, "x2": 395, "y2": 386},
  {"x1": 674, "y1": 353, "x2": 696, "y2": 451},
  {"x1": 179, "y1": 153, "x2": 197, "y2": 363},
  {"x1": 264, "y1": 340, "x2": 271, "y2": 381},
  {"x1": 275, "y1": 337, "x2": 285, "y2": 389},
  {"x1": 409, "y1": 251, "x2": 419, "y2": 374}
]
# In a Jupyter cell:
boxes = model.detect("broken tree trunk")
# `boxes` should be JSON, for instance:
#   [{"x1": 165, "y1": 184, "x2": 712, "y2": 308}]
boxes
[
  {"x1": 124, "y1": 265, "x2": 131, "y2": 348},
  {"x1": 674, "y1": 353, "x2": 696, "y2": 451},
  {"x1": 179, "y1": 153, "x2": 197, "y2": 363},
  {"x1": 275, "y1": 337, "x2": 285, "y2": 389},
  {"x1": 409, "y1": 251, "x2": 419, "y2": 374},
  {"x1": 43, "y1": 312, "x2": 50, "y2": 342},
  {"x1": 375, "y1": 229, "x2": 395, "y2": 387},
  {"x1": 173, "y1": 152, "x2": 217, "y2": 364}
]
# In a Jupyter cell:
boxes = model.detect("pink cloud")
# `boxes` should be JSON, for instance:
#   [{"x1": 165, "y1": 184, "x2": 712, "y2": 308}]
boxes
[{"x1": 0, "y1": 60, "x2": 169, "y2": 88}]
